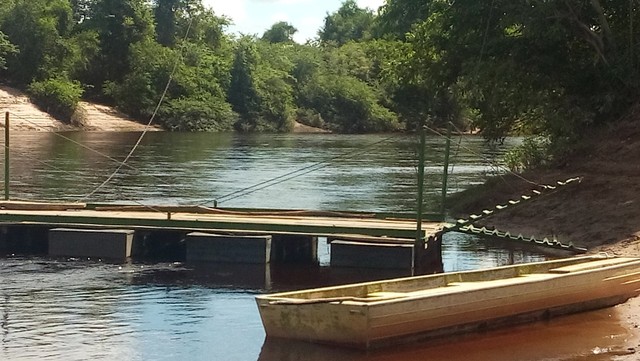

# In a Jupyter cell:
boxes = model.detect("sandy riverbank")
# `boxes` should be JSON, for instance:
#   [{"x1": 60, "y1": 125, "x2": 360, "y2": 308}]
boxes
[{"x1": 0, "y1": 85, "x2": 159, "y2": 131}]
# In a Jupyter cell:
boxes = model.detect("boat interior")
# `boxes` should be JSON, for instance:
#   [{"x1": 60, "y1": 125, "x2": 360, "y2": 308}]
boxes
[{"x1": 259, "y1": 255, "x2": 640, "y2": 304}]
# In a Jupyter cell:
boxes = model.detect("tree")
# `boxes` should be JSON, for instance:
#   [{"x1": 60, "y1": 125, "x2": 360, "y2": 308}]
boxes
[
  {"x1": 0, "y1": 31, "x2": 17, "y2": 71},
  {"x1": 227, "y1": 37, "x2": 295, "y2": 132},
  {"x1": 82, "y1": 0, "x2": 155, "y2": 90},
  {"x1": 28, "y1": 77, "x2": 83, "y2": 121},
  {"x1": 318, "y1": 0, "x2": 375, "y2": 46},
  {"x1": 262, "y1": 21, "x2": 297, "y2": 44},
  {"x1": 228, "y1": 37, "x2": 259, "y2": 118},
  {"x1": 298, "y1": 73, "x2": 399, "y2": 133},
  {"x1": 404, "y1": 0, "x2": 640, "y2": 144},
  {"x1": 375, "y1": 0, "x2": 431, "y2": 39},
  {"x1": 70, "y1": 0, "x2": 94, "y2": 23},
  {"x1": 1, "y1": 0, "x2": 76, "y2": 84},
  {"x1": 154, "y1": 0, "x2": 179, "y2": 46},
  {"x1": 154, "y1": 0, "x2": 228, "y2": 48}
]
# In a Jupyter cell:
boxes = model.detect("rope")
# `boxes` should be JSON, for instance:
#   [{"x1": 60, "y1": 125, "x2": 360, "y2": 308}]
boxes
[
  {"x1": 5, "y1": 112, "x2": 173, "y2": 188},
  {"x1": 423, "y1": 124, "x2": 545, "y2": 188},
  {"x1": 0, "y1": 141, "x2": 166, "y2": 212},
  {"x1": 445, "y1": 121, "x2": 463, "y2": 189},
  {"x1": 198, "y1": 133, "x2": 403, "y2": 206},
  {"x1": 77, "y1": 17, "x2": 195, "y2": 203}
]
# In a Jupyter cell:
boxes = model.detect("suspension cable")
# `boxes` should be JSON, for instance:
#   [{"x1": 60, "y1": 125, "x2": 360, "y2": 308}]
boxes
[
  {"x1": 77, "y1": 16, "x2": 195, "y2": 203},
  {"x1": 198, "y1": 133, "x2": 403, "y2": 206},
  {"x1": 0, "y1": 142, "x2": 166, "y2": 212},
  {"x1": 6, "y1": 112, "x2": 174, "y2": 188},
  {"x1": 423, "y1": 124, "x2": 545, "y2": 188}
]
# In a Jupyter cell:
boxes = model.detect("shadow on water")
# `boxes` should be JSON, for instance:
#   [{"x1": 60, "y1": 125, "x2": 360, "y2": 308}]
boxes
[
  {"x1": 128, "y1": 261, "x2": 414, "y2": 292},
  {"x1": 257, "y1": 308, "x2": 637, "y2": 361}
]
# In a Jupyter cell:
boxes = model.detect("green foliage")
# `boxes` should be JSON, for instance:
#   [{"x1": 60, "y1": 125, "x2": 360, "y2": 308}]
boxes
[
  {"x1": 104, "y1": 39, "x2": 174, "y2": 118},
  {"x1": 319, "y1": 0, "x2": 375, "y2": 46},
  {"x1": 262, "y1": 21, "x2": 297, "y2": 44},
  {"x1": 404, "y1": 0, "x2": 640, "y2": 150},
  {"x1": 106, "y1": 37, "x2": 235, "y2": 131},
  {"x1": 82, "y1": 0, "x2": 155, "y2": 88},
  {"x1": 504, "y1": 137, "x2": 550, "y2": 172},
  {"x1": 27, "y1": 77, "x2": 83, "y2": 121},
  {"x1": 299, "y1": 74, "x2": 399, "y2": 133},
  {"x1": 1, "y1": 0, "x2": 75, "y2": 84},
  {"x1": 154, "y1": 0, "x2": 180, "y2": 46},
  {"x1": 159, "y1": 96, "x2": 236, "y2": 131},
  {"x1": 177, "y1": 2, "x2": 229, "y2": 49},
  {"x1": 228, "y1": 38, "x2": 295, "y2": 132},
  {"x1": 227, "y1": 38, "x2": 259, "y2": 117},
  {"x1": 375, "y1": 0, "x2": 431, "y2": 39},
  {"x1": 0, "y1": 31, "x2": 17, "y2": 71},
  {"x1": 295, "y1": 108, "x2": 325, "y2": 129}
]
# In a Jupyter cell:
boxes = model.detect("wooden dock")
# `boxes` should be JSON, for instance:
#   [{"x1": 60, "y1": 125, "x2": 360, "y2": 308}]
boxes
[
  {"x1": 0, "y1": 206, "x2": 443, "y2": 239},
  {"x1": 0, "y1": 201, "x2": 446, "y2": 270}
]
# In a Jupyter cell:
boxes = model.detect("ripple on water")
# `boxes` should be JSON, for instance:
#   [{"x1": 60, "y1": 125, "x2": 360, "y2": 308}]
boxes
[{"x1": 0, "y1": 257, "x2": 267, "y2": 361}]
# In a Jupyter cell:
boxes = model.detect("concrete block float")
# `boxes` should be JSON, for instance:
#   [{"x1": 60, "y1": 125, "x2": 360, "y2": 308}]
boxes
[
  {"x1": 330, "y1": 240, "x2": 414, "y2": 270},
  {"x1": 186, "y1": 232, "x2": 271, "y2": 264},
  {"x1": 49, "y1": 228, "x2": 134, "y2": 260}
]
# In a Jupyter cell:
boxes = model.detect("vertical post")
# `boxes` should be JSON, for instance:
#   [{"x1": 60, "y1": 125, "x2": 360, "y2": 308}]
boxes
[
  {"x1": 441, "y1": 121, "x2": 452, "y2": 216},
  {"x1": 414, "y1": 126, "x2": 426, "y2": 270},
  {"x1": 4, "y1": 112, "x2": 9, "y2": 201}
]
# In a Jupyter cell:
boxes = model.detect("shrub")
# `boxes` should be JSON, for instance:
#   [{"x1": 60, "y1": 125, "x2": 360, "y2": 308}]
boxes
[
  {"x1": 296, "y1": 108, "x2": 325, "y2": 129},
  {"x1": 158, "y1": 97, "x2": 237, "y2": 131},
  {"x1": 504, "y1": 136, "x2": 550, "y2": 172},
  {"x1": 27, "y1": 78, "x2": 83, "y2": 122}
]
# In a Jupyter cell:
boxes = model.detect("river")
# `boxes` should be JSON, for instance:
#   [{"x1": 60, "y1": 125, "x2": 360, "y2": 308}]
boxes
[{"x1": 0, "y1": 132, "x2": 633, "y2": 360}]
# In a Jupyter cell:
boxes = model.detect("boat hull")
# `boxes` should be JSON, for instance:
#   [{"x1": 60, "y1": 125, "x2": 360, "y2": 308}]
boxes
[{"x1": 256, "y1": 256, "x2": 640, "y2": 348}]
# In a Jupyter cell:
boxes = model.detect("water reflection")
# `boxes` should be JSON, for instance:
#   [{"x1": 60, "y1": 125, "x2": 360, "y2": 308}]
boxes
[
  {"x1": 258, "y1": 308, "x2": 635, "y2": 361},
  {"x1": 1, "y1": 132, "x2": 514, "y2": 211},
  {"x1": 442, "y1": 233, "x2": 549, "y2": 272},
  {"x1": 0, "y1": 256, "x2": 637, "y2": 361}
]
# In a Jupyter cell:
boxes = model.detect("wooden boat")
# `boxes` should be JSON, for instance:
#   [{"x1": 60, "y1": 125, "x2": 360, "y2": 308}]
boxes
[{"x1": 255, "y1": 255, "x2": 640, "y2": 349}]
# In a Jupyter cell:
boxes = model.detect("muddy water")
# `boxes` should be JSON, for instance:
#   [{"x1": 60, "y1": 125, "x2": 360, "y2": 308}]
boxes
[
  {"x1": 0, "y1": 132, "x2": 637, "y2": 360},
  {"x1": 258, "y1": 309, "x2": 637, "y2": 361}
]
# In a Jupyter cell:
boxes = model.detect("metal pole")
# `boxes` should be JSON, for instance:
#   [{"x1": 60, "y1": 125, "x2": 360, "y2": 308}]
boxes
[
  {"x1": 4, "y1": 112, "x2": 9, "y2": 200},
  {"x1": 414, "y1": 126, "x2": 426, "y2": 270},
  {"x1": 441, "y1": 121, "x2": 452, "y2": 216}
]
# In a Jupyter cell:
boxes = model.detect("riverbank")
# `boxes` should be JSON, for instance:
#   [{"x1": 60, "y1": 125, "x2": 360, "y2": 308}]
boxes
[
  {"x1": 0, "y1": 85, "x2": 327, "y2": 133},
  {"x1": 0, "y1": 85, "x2": 159, "y2": 132},
  {"x1": 449, "y1": 115, "x2": 640, "y2": 357}
]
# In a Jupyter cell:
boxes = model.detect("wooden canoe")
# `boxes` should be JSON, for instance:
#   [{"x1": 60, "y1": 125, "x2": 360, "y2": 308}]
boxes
[{"x1": 255, "y1": 255, "x2": 640, "y2": 349}]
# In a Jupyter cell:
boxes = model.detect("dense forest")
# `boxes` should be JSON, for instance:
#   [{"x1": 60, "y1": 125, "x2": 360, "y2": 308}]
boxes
[{"x1": 0, "y1": 1, "x2": 638, "y2": 151}]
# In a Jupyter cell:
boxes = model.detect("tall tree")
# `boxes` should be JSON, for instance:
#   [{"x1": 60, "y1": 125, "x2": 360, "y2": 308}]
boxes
[
  {"x1": 154, "y1": 0, "x2": 180, "y2": 46},
  {"x1": 1, "y1": 0, "x2": 75, "y2": 83},
  {"x1": 227, "y1": 37, "x2": 295, "y2": 131},
  {"x1": 83, "y1": 0, "x2": 154, "y2": 89},
  {"x1": 228, "y1": 37, "x2": 259, "y2": 118},
  {"x1": 375, "y1": 0, "x2": 431, "y2": 39},
  {"x1": 318, "y1": 0, "x2": 375, "y2": 46},
  {"x1": 406, "y1": 0, "x2": 640, "y2": 142},
  {"x1": 262, "y1": 21, "x2": 297, "y2": 43}
]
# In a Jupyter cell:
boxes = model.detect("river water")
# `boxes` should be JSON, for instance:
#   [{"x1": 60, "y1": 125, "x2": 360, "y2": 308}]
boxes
[{"x1": 0, "y1": 132, "x2": 634, "y2": 360}]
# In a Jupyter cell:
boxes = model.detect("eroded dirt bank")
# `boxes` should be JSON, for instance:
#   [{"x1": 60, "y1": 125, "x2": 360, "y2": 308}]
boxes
[{"x1": 450, "y1": 116, "x2": 640, "y2": 358}]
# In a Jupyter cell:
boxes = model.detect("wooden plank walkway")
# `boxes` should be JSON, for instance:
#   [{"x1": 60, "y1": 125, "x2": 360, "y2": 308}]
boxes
[{"x1": 0, "y1": 206, "x2": 445, "y2": 240}]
